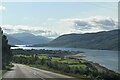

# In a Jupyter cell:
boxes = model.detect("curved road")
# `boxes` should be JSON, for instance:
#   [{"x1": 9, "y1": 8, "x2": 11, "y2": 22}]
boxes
[{"x1": 2, "y1": 64, "x2": 83, "y2": 80}]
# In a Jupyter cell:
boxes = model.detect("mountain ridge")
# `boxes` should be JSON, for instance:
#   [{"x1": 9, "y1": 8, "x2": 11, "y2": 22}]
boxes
[
  {"x1": 6, "y1": 33, "x2": 52, "y2": 45},
  {"x1": 34, "y1": 29, "x2": 119, "y2": 50}
]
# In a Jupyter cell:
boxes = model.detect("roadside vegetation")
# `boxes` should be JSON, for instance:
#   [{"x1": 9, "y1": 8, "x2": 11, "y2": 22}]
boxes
[
  {"x1": 1, "y1": 64, "x2": 14, "y2": 75},
  {"x1": 1, "y1": 27, "x2": 13, "y2": 75},
  {"x1": 12, "y1": 49, "x2": 120, "y2": 80}
]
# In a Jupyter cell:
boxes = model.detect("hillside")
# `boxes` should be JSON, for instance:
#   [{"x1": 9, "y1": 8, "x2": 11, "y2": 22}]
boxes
[
  {"x1": 34, "y1": 29, "x2": 119, "y2": 50},
  {"x1": 6, "y1": 33, "x2": 52, "y2": 45},
  {"x1": 6, "y1": 35, "x2": 26, "y2": 45}
]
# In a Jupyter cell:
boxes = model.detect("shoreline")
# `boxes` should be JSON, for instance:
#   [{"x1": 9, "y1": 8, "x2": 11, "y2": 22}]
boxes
[
  {"x1": 25, "y1": 45, "x2": 118, "y2": 51},
  {"x1": 66, "y1": 53, "x2": 119, "y2": 75},
  {"x1": 67, "y1": 51, "x2": 119, "y2": 74},
  {"x1": 74, "y1": 57, "x2": 120, "y2": 75},
  {"x1": 87, "y1": 59, "x2": 118, "y2": 73}
]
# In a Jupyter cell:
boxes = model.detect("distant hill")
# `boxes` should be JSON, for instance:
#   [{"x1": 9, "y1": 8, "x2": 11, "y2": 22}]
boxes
[
  {"x1": 6, "y1": 33, "x2": 52, "y2": 45},
  {"x1": 34, "y1": 29, "x2": 119, "y2": 50},
  {"x1": 6, "y1": 35, "x2": 26, "y2": 45}
]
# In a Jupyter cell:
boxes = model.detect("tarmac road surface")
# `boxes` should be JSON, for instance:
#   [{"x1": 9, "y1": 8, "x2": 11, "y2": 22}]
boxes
[{"x1": 2, "y1": 64, "x2": 83, "y2": 80}]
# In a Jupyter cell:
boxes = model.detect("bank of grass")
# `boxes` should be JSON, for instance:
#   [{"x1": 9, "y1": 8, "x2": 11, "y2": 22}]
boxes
[
  {"x1": 27, "y1": 64, "x2": 97, "y2": 80},
  {"x1": 58, "y1": 58, "x2": 80, "y2": 64},
  {"x1": 1, "y1": 70, "x2": 7, "y2": 75},
  {"x1": 39, "y1": 55, "x2": 88, "y2": 69},
  {"x1": 51, "y1": 57, "x2": 61, "y2": 61},
  {"x1": 2, "y1": 64, "x2": 14, "y2": 75},
  {"x1": 16, "y1": 54, "x2": 87, "y2": 69},
  {"x1": 14, "y1": 54, "x2": 120, "y2": 80},
  {"x1": 69, "y1": 64, "x2": 87, "y2": 68},
  {"x1": 25, "y1": 55, "x2": 96, "y2": 80},
  {"x1": 38, "y1": 55, "x2": 49, "y2": 59},
  {"x1": 14, "y1": 54, "x2": 31, "y2": 57}
]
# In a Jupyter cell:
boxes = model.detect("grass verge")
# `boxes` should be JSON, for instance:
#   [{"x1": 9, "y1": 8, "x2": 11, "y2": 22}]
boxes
[
  {"x1": 26, "y1": 64, "x2": 97, "y2": 80},
  {"x1": 2, "y1": 64, "x2": 14, "y2": 75}
]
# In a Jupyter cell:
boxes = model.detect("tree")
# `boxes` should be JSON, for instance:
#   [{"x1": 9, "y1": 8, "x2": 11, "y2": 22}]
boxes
[{"x1": 0, "y1": 27, "x2": 12, "y2": 69}]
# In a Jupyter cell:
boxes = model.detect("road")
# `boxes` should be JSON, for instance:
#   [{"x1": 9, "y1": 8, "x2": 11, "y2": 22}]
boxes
[{"x1": 2, "y1": 64, "x2": 83, "y2": 80}]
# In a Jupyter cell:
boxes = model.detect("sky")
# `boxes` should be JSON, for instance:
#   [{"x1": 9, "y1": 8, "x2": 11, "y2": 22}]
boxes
[
  {"x1": 2, "y1": 0, "x2": 119, "y2": 2},
  {"x1": 0, "y1": 2, "x2": 118, "y2": 38}
]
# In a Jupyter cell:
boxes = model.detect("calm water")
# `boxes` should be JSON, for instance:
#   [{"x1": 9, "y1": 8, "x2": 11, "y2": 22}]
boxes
[{"x1": 11, "y1": 45, "x2": 119, "y2": 72}]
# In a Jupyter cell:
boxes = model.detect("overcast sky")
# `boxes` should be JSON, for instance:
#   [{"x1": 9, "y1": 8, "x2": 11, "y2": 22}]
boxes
[{"x1": 0, "y1": 2, "x2": 118, "y2": 38}]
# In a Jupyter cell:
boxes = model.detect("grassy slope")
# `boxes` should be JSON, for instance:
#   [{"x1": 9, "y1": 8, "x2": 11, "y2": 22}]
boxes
[
  {"x1": 15, "y1": 54, "x2": 97, "y2": 79},
  {"x1": 27, "y1": 64, "x2": 95, "y2": 80},
  {"x1": 1, "y1": 64, "x2": 14, "y2": 75},
  {"x1": 37, "y1": 29, "x2": 119, "y2": 50},
  {"x1": 14, "y1": 54, "x2": 120, "y2": 80}
]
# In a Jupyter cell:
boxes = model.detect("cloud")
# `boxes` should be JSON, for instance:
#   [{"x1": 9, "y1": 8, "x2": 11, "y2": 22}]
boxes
[
  {"x1": 62, "y1": 16, "x2": 117, "y2": 33},
  {"x1": 0, "y1": 6, "x2": 6, "y2": 11},
  {"x1": 1, "y1": 16, "x2": 117, "y2": 39},
  {"x1": 1, "y1": 25, "x2": 59, "y2": 39}
]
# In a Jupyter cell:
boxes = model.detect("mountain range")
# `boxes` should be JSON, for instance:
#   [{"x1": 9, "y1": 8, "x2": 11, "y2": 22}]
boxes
[
  {"x1": 34, "y1": 29, "x2": 119, "y2": 50},
  {"x1": 5, "y1": 33, "x2": 52, "y2": 45}
]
